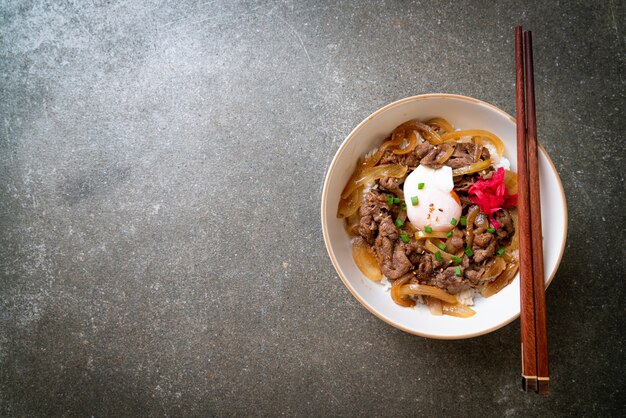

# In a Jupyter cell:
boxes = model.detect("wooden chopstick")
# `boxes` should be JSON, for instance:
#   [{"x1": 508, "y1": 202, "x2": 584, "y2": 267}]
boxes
[
  {"x1": 524, "y1": 30, "x2": 550, "y2": 395},
  {"x1": 515, "y1": 26, "x2": 538, "y2": 393}
]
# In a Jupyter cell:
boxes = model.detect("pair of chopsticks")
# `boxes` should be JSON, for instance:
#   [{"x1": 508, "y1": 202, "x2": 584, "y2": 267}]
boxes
[{"x1": 515, "y1": 26, "x2": 549, "y2": 394}]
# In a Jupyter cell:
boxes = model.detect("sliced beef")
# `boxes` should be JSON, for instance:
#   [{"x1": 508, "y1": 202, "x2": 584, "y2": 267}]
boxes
[
  {"x1": 416, "y1": 253, "x2": 434, "y2": 279},
  {"x1": 430, "y1": 267, "x2": 468, "y2": 294},
  {"x1": 473, "y1": 232, "x2": 493, "y2": 248},
  {"x1": 358, "y1": 190, "x2": 391, "y2": 244},
  {"x1": 447, "y1": 142, "x2": 476, "y2": 169},
  {"x1": 375, "y1": 225, "x2": 426, "y2": 280},
  {"x1": 420, "y1": 143, "x2": 455, "y2": 169},
  {"x1": 464, "y1": 266, "x2": 485, "y2": 285},
  {"x1": 446, "y1": 142, "x2": 492, "y2": 170},
  {"x1": 380, "y1": 149, "x2": 420, "y2": 167},
  {"x1": 415, "y1": 253, "x2": 445, "y2": 280},
  {"x1": 379, "y1": 141, "x2": 436, "y2": 168},
  {"x1": 380, "y1": 150, "x2": 400, "y2": 165},
  {"x1": 454, "y1": 176, "x2": 475, "y2": 192},
  {"x1": 470, "y1": 225, "x2": 498, "y2": 263},
  {"x1": 359, "y1": 190, "x2": 390, "y2": 219},
  {"x1": 451, "y1": 142, "x2": 475, "y2": 158},
  {"x1": 473, "y1": 240, "x2": 497, "y2": 263},
  {"x1": 447, "y1": 157, "x2": 474, "y2": 169},
  {"x1": 403, "y1": 152, "x2": 421, "y2": 167},
  {"x1": 494, "y1": 209, "x2": 515, "y2": 246},
  {"x1": 375, "y1": 236, "x2": 413, "y2": 279},
  {"x1": 378, "y1": 216, "x2": 398, "y2": 240},
  {"x1": 414, "y1": 142, "x2": 434, "y2": 159},
  {"x1": 405, "y1": 241, "x2": 424, "y2": 265},
  {"x1": 446, "y1": 230, "x2": 465, "y2": 254},
  {"x1": 359, "y1": 217, "x2": 378, "y2": 244},
  {"x1": 420, "y1": 148, "x2": 441, "y2": 167},
  {"x1": 378, "y1": 176, "x2": 402, "y2": 194}
]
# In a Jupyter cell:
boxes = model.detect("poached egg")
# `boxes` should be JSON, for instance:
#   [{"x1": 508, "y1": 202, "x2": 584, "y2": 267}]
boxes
[{"x1": 403, "y1": 165, "x2": 462, "y2": 232}]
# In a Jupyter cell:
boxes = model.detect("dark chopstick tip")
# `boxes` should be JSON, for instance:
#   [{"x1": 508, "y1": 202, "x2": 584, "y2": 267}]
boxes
[
  {"x1": 537, "y1": 379, "x2": 550, "y2": 395},
  {"x1": 522, "y1": 377, "x2": 538, "y2": 393}
]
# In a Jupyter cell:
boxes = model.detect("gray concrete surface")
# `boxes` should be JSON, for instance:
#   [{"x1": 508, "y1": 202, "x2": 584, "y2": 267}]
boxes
[{"x1": 1, "y1": 0, "x2": 624, "y2": 416}]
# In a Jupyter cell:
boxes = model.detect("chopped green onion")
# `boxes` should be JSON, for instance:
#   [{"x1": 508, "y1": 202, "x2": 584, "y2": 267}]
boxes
[
  {"x1": 451, "y1": 256, "x2": 463, "y2": 263},
  {"x1": 437, "y1": 243, "x2": 447, "y2": 251},
  {"x1": 400, "y1": 233, "x2": 410, "y2": 243},
  {"x1": 411, "y1": 196, "x2": 419, "y2": 206},
  {"x1": 454, "y1": 266, "x2": 462, "y2": 277},
  {"x1": 435, "y1": 251, "x2": 442, "y2": 261},
  {"x1": 424, "y1": 226, "x2": 433, "y2": 233},
  {"x1": 446, "y1": 231, "x2": 453, "y2": 238},
  {"x1": 393, "y1": 197, "x2": 401, "y2": 204},
  {"x1": 388, "y1": 195, "x2": 394, "y2": 205},
  {"x1": 418, "y1": 182, "x2": 425, "y2": 189},
  {"x1": 460, "y1": 216, "x2": 467, "y2": 226},
  {"x1": 450, "y1": 217, "x2": 458, "y2": 226},
  {"x1": 400, "y1": 201, "x2": 407, "y2": 211},
  {"x1": 487, "y1": 227, "x2": 496, "y2": 233},
  {"x1": 496, "y1": 248, "x2": 505, "y2": 256},
  {"x1": 395, "y1": 218, "x2": 404, "y2": 228},
  {"x1": 464, "y1": 247, "x2": 474, "y2": 257}
]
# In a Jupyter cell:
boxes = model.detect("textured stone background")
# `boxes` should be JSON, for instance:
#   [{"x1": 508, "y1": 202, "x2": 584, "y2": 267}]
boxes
[{"x1": 1, "y1": 0, "x2": 624, "y2": 416}]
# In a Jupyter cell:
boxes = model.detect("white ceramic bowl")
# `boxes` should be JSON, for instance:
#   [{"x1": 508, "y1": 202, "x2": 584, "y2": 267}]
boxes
[{"x1": 321, "y1": 94, "x2": 567, "y2": 339}]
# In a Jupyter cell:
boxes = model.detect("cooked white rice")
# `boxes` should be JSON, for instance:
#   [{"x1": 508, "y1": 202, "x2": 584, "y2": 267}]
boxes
[
  {"x1": 455, "y1": 289, "x2": 475, "y2": 306},
  {"x1": 380, "y1": 275, "x2": 391, "y2": 292},
  {"x1": 482, "y1": 141, "x2": 510, "y2": 170}
]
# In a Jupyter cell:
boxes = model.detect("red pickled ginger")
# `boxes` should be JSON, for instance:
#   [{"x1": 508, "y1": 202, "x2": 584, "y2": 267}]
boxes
[{"x1": 467, "y1": 167, "x2": 517, "y2": 228}]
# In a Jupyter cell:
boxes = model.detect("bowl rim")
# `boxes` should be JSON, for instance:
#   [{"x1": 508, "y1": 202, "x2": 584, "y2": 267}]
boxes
[{"x1": 320, "y1": 93, "x2": 568, "y2": 339}]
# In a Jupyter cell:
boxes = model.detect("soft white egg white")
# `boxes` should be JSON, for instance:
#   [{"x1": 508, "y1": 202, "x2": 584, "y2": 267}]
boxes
[{"x1": 403, "y1": 165, "x2": 462, "y2": 232}]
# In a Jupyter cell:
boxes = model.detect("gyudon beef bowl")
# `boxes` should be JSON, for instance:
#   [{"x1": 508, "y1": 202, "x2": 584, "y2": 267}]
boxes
[{"x1": 321, "y1": 94, "x2": 567, "y2": 339}]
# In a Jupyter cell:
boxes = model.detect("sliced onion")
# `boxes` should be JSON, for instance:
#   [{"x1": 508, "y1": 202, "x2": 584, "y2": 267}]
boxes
[
  {"x1": 339, "y1": 140, "x2": 402, "y2": 203},
  {"x1": 363, "y1": 136, "x2": 404, "y2": 165},
  {"x1": 504, "y1": 170, "x2": 518, "y2": 195},
  {"x1": 441, "y1": 130, "x2": 504, "y2": 157},
  {"x1": 397, "y1": 283, "x2": 458, "y2": 304},
  {"x1": 393, "y1": 120, "x2": 443, "y2": 145},
  {"x1": 474, "y1": 212, "x2": 488, "y2": 234},
  {"x1": 435, "y1": 144, "x2": 456, "y2": 164},
  {"x1": 426, "y1": 296, "x2": 443, "y2": 315},
  {"x1": 341, "y1": 164, "x2": 407, "y2": 199},
  {"x1": 404, "y1": 221, "x2": 418, "y2": 234},
  {"x1": 442, "y1": 302, "x2": 476, "y2": 318},
  {"x1": 424, "y1": 239, "x2": 455, "y2": 262},
  {"x1": 359, "y1": 136, "x2": 405, "y2": 171},
  {"x1": 473, "y1": 143, "x2": 484, "y2": 161},
  {"x1": 344, "y1": 212, "x2": 361, "y2": 236},
  {"x1": 337, "y1": 186, "x2": 363, "y2": 218},
  {"x1": 481, "y1": 260, "x2": 520, "y2": 297},
  {"x1": 482, "y1": 256, "x2": 507, "y2": 281},
  {"x1": 452, "y1": 159, "x2": 492, "y2": 177},
  {"x1": 415, "y1": 230, "x2": 450, "y2": 240},
  {"x1": 393, "y1": 131, "x2": 418, "y2": 155},
  {"x1": 391, "y1": 274, "x2": 415, "y2": 307},
  {"x1": 426, "y1": 117, "x2": 454, "y2": 134},
  {"x1": 465, "y1": 206, "x2": 480, "y2": 248},
  {"x1": 352, "y1": 239, "x2": 382, "y2": 281}
]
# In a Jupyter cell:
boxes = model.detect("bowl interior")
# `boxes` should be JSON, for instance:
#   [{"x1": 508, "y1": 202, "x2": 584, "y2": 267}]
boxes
[{"x1": 321, "y1": 94, "x2": 567, "y2": 339}]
